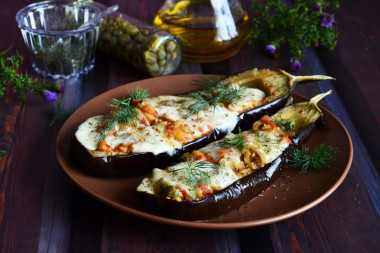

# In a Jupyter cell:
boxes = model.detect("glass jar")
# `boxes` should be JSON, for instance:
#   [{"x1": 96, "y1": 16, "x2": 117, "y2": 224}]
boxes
[
  {"x1": 98, "y1": 11, "x2": 182, "y2": 77},
  {"x1": 16, "y1": 0, "x2": 101, "y2": 79},
  {"x1": 154, "y1": 0, "x2": 250, "y2": 63}
]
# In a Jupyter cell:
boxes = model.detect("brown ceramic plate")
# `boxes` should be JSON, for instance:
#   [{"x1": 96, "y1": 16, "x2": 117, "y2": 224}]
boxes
[{"x1": 56, "y1": 74, "x2": 353, "y2": 229}]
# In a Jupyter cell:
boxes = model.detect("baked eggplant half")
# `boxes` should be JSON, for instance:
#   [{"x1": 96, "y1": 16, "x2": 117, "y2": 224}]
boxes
[
  {"x1": 136, "y1": 91, "x2": 332, "y2": 220},
  {"x1": 73, "y1": 69, "x2": 333, "y2": 177}
]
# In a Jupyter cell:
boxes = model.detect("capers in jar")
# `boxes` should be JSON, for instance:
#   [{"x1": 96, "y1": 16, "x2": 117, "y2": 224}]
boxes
[{"x1": 98, "y1": 13, "x2": 182, "y2": 76}]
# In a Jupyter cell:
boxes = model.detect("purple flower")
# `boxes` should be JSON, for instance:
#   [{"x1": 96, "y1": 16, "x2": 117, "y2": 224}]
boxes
[
  {"x1": 43, "y1": 90, "x2": 58, "y2": 103},
  {"x1": 290, "y1": 60, "x2": 302, "y2": 71},
  {"x1": 321, "y1": 13, "x2": 336, "y2": 28},
  {"x1": 264, "y1": 44, "x2": 276, "y2": 54},
  {"x1": 314, "y1": 3, "x2": 321, "y2": 11}
]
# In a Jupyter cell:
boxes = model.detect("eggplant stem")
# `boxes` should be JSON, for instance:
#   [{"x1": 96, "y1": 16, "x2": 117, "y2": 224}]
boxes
[
  {"x1": 306, "y1": 90, "x2": 333, "y2": 114},
  {"x1": 279, "y1": 70, "x2": 335, "y2": 89},
  {"x1": 310, "y1": 90, "x2": 333, "y2": 106}
]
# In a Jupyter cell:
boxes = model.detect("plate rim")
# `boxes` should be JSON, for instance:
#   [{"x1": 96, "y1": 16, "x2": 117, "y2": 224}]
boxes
[{"x1": 56, "y1": 74, "x2": 353, "y2": 229}]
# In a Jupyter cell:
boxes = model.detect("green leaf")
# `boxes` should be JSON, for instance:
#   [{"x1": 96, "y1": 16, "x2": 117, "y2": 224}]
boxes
[
  {"x1": 0, "y1": 46, "x2": 12, "y2": 57},
  {"x1": 0, "y1": 46, "x2": 60, "y2": 101},
  {"x1": 248, "y1": 0, "x2": 339, "y2": 63}
]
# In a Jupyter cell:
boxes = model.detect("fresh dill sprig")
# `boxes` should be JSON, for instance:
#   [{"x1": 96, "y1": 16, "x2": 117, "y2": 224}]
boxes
[
  {"x1": 219, "y1": 128, "x2": 245, "y2": 149},
  {"x1": 288, "y1": 143, "x2": 340, "y2": 174},
  {"x1": 187, "y1": 78, "x2": 246, "y2": 116},
  {"x1": 274, "y1": 118, "x2": 299, "y2": 131},
  {"x1": 96, "y1": 87, "x2": 149, "y2": 141},
  {"x1": 187, "y1": 90, "x2": 215, "y2": 116},
  {"x1": 96, "y1": 98, "x2": 138, "y2": 141},
  {"x1": 191, "y1": 76, "x2": 221, "y2": 91},
  {"x1": 128, "y1": 86, "x2": 149, "y2": 100},
  {"x1": 170, "y1": 157, "x2": 214, "y2": 186},
  {"x1": 218, "y1": 85, "x2": 246, "y2": 102},
  {"x1": 0, "y1": 47, "x2": 62, "y2": 102},
  {"x1": 0, "y1": 150, "x2": 6, "y2": 161}
]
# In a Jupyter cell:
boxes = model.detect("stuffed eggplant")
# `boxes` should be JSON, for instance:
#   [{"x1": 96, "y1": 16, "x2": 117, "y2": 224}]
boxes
[
  {"x1": 136, "y1": 91, "x2": 332, "y2": 220},
  {"x1": 73, "y1": 69, "x2": 333, "y2": 177}
]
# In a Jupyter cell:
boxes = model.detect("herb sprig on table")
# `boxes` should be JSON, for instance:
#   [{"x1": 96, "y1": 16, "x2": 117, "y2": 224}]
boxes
[
  {"x1": 170, "y1": 156, "x2": 213, "y2": 187},
  {"x1": 0, "y1": 47, "x2": 62, "y2": 102},
  {"x1": 249, "y1": 0, "x2": 339, "y2": 71},
  {"x1": 96, "y1": 87, "x2": 149, "y2": 141},
  {"x1": 288, "y1": 143, "x2": 340, "y2": 173},
  {"x1": 187, "y1": 77, "x2": 246, "y2": 116}
]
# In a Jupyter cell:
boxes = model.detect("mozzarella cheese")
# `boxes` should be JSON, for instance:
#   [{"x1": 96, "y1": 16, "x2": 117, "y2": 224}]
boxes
[
  {"x1": 227, "y1": 85, "x2": 268, "y2": 113},
  {"x1": 136, "y1": 121, "x2": 291, "y2": 201},
  {"x1": 75, "y1": 88, "x2": 266, "y2": 157}
]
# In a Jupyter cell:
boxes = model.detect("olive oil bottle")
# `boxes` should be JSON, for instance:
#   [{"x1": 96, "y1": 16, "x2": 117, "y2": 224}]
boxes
[{"x1": 153, "y1": 0, "x2": 250, "y2": 63}]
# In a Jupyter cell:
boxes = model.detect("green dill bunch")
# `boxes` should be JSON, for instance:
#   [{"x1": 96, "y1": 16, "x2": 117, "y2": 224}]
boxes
[
  {"x1": 187, "y1": 77, "x2": 246, "y2": 116},
  {"x1": 0, "y1": 47, "x2": 63, "y2": 102},
  {"x1": 95, "y1": 87, "x2": 149, "y2": 141},
  {"x1": 170, "y1": 156, "x2": 214, "y2": 187},
  {"x1": 288, "y1": 143, "x2": 340, "y2": 173},
  {"x1": 248, "y1": 0, "x2": 339, "y2": 70}
]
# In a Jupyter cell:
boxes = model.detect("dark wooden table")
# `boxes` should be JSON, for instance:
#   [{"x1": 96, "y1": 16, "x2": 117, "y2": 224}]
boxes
[{"x1": 1, "y1": 0, "x2": 379, "y2": 252}]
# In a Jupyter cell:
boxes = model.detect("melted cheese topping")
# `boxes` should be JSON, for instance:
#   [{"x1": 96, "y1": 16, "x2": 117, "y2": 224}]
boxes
[
  {"x1": 75, "y1": 88, "x2": 266, "y2": 157},
  {"x1": 227, "y1": 85, "x2": 267, "y2": 113},
  {"x1": 136, "y1": 117, "x2": 292, "y2": 202}
]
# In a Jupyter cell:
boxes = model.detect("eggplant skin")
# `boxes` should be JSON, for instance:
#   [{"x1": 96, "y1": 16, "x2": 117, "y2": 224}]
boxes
[
  {"x1": 72, "y1": 69, "x2": 333, "y2": 178},
  {"x1": 71, "y1": 69, "x2": 298, "y2": 177},
  {"x1": 71, "y1": 98, "x2": 292, "y2": 178},
  {"x1": 71, "y1": 127, "x2": 229, "y2": 177},
  {"x1": 135, "y1": 117, "x2": 323, "y2": 221}
]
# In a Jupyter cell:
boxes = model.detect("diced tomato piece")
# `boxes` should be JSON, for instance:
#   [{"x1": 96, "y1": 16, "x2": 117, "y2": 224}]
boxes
[
  {"x1": 98, "y1": 140, "x2": 112, "y2": 152},
  {"x1": 191, "y1": 150, "x2": 216, "y2": 163},
  {"x1": 260, "y1": 115, "x2": 277, "y2": 127},
  {"x1": 96, "y1": 120, "x2": 109, "y2": 132},
  {"x1": 217, "y1": 148, "x2": 235, "y2": 158},
  {"x1": 140, "y1": 103, "x2": 158, "y2": 125},
  {"x1": 282, "y1": 136, "x2": 292, "y2": 145},
  {"x1": 243, "y1": 134, "x2": 250, "y2": 140},
  {"x1": 131, "y1": 99, "x2": 141, "y2": 106},
  {"x1": 118, "y1": 144, "x2": 128, "y2": 153},
  {"x1": 165, "y1": 121, "x2": 175, "y2": 131},
  {"x1": 176, "y1": 184, "x2": 192, "y2": 201},
  {"x1": 165, "y1": 121, "x2": 193, "y2": 143},
  {"x1": 142, "y1": 103, "x2": 158, "y2": 118},
  {"x1": 139, "y1": 118, "x2": 150, "y2": 126},
  {"x1": 199, "y1": 183, "x2": 213, "y2": 197},
  {"x1": 117, "y1": 144, "x2": 134, "y2": 153},
  {"x1": 181, "y1": 189, "x2": 188, "y2": 199},
  {"x1": 192, "y1": 150, "x2": 206, "y2": 161}
]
